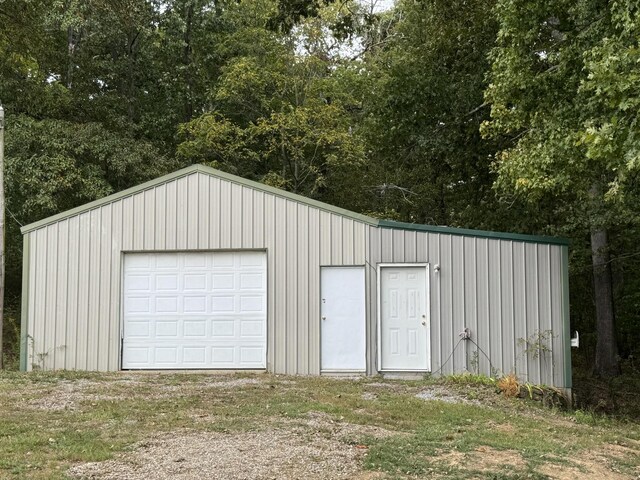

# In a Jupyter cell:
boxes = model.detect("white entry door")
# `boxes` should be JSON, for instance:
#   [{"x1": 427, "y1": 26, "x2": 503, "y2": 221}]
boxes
[
  {"x1": 122, "y1": 251, "x2": 267, "y2": 369},
  {"x1": 320, "y1": 267, "x2": 366, "y2": 372},
  {"x1": 379, "y1": 265, "x2": 430, "y2": 371}
]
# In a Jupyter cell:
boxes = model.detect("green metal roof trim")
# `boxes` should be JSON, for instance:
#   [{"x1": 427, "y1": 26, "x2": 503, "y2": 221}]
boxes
[
  {"x1": 378, "y1": 220, "x2": 570, "y2": 246},
  {"x1": 20, "y1": 164, "x2": 569, "y2": 246}
]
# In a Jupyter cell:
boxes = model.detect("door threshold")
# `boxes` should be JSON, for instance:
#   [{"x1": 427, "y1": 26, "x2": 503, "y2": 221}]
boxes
[
  {"x1": 380, "y1": 371, "x2": 428, "y2": 380},
  {"x1": 321, "y1": 370, "x2": 366, "y2": 378}
]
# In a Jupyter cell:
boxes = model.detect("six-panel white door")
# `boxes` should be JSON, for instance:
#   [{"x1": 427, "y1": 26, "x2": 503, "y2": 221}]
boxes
[
  {"x1": 379, "y1": 265, "x2": 430, "y2": 371},
  {"x1": 122, "y1": 251, "x2": 267, "y2": 369},
  {"x1": 320, "y1": 267, "x2": 366, "y2": 372}
]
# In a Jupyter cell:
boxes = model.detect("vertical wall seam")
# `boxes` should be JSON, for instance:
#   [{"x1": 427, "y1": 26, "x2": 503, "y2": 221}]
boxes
[
  {"x1": 107, "y1": 205, "x2": 113, "y2": 370},
  {"x1": 53, "y1": 225, "x2": 60, "y2": 368},
  {"x1": 522, "y1": 245, "x2": 528, "y2": 379},
  {"x1": 535, "y1": 245, "x2": 541, "y2": 382},
  {"x1": 547, "y1": 244, "x2": 554, "y2": 384},
  {"x1": 485, "y1": 240, "x2": 490, "y2": 377},
  {"x1": 449, "y1": 235, "x2": 454, "y2": 373},
  {"x1": 498, "y1": 241, "x2": 503, "y2": 376},
  {"x1": 510, "y1": 242, "x2": 516, "y2": 374},
  {"x1": 63, "y1": 221, "x2": 70, "y2": 369}
]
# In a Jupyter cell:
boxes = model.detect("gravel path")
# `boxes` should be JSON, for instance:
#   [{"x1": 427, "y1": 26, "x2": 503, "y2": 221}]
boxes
[
  {"x1": 67, "y1": 405, "x2": 395, "y2": 480},
  {"x1": 68, "y1": 425, "x2": 383, "y2": 480}
]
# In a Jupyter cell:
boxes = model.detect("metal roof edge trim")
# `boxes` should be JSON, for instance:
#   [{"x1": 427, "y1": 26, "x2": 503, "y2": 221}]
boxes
[
  {"x1": 378, "y1": 220, "x2": 570, "y2": 246},
  {"x1": 21, "y1": 164, "x2": 380, "y2": 234}
]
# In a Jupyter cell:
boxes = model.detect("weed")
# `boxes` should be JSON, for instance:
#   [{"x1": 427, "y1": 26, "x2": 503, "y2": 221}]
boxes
[
  {"x1": 518, "y1": 329, "x2": 555, "y2": 360},
  {"x1": 497, "y1": 373, "x2": 520, "y2": 398}
]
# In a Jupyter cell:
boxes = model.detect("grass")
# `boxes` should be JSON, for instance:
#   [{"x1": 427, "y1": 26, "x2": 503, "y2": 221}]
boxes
[{"x1": 0, "y1": 371, "x2": 638, "y2": 479}]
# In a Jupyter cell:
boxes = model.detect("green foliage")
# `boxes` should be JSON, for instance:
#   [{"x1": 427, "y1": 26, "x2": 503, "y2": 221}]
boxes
[
  {"x1": 177, "y1": 0, "x2": 368, "y2": 208},
  {"x1": 484, "y1": 0, "x2": 640, "y2": 368}
]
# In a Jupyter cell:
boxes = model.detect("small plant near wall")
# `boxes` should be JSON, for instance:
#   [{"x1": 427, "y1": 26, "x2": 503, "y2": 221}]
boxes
[
  {"x1": 28, "y1": 335, "x2": 66, "y2": 370},
  {"x1": 518, "y1": 329, "x2": 555, "y2": 360},
  {"x1": 469, "y1": 350, "x2": 480, "y2": 374}
]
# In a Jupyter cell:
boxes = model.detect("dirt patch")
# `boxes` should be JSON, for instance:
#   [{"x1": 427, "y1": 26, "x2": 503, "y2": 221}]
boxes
[
  {"x1": 436, "y1": 446, "x2": 526, "y2": 473},
  {"x1": 68, "y1": 426, "x2": 380, "y2": 480},
  {"x1": 537, "y1": 443, "x2": 640, "y2": 480}
]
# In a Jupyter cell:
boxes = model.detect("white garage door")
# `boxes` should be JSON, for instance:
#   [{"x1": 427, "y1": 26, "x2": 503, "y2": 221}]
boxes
[{"x1": 122, "y1": 251, "x2": 267, "y2": 369}]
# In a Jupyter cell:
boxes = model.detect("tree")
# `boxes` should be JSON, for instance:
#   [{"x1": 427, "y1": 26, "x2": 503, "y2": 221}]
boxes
[
  {"x1": 483, "y1": 0, "x2": 640, "y2": 377},
  {"x1": 177, "y1": 0, "x2": 369, "y2": 208},
  {"x1": 358, "y1": 0, "x2": 522, "y2": 228}
]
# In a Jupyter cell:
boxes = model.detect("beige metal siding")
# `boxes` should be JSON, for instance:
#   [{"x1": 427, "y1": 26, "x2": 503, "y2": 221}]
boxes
[
  {"x1": 24, "y1": 170, "x2": 367, "y2": 375},
  {"x1": 22, "y1": 166, "x2": 568, "y2": 387},
  {"x1": 367, "y1": 227, "x2": 569, "y2": 388}
]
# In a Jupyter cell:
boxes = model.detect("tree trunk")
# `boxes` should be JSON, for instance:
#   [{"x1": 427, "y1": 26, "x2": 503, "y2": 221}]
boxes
[{"x1": 591, "y1": 227, "x2": 619, "y2": 377}]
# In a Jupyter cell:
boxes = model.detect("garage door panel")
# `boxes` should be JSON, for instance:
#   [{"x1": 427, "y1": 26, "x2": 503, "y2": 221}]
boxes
[{"x1": 122, "y1": 251, "x2": 267, "y2": 369}]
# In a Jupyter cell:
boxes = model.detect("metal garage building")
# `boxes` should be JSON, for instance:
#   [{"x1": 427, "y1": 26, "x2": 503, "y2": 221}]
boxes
[{"x1": 19, "y1": 164, "x2": 571, "y2": 391}]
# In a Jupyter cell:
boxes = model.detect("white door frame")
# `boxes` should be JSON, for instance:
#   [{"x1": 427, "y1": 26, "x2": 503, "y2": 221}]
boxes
[{"x1": 377, "y1": 263, "x2": 430, "y2": 372}]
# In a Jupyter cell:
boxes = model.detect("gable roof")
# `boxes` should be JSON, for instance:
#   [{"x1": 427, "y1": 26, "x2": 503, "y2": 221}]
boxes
[{"x1": 20, "y1": 164, "x2": 569, "y2": 246}]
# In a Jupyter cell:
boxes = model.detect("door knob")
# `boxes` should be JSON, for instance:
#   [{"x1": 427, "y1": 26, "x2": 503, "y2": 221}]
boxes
[
  {"x1": 421, "y1": 320, "x2": 426, "y2": 326},
  {"x1": 322, "y1": 316, "x2": 327, "y2": 321}
]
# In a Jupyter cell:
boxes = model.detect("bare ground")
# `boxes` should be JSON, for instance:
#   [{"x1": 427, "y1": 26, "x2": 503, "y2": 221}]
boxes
[{"x1": 1, "y1": 372, "x2": 638, "y2": 479}]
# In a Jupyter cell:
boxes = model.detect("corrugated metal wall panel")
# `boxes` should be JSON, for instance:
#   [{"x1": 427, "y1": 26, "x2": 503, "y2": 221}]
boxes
[
  {"x1": 187, "y1": 174, "x2": 199, "y2": 249},
  {"x1": 109, "y1": 200, "x2": 123, "y2": 371},
  {"x1": 500, "y1": 241, "x2": 515, "y2": 376},
  {"x1": 231, "y1": 183, "x2": 243, "y2": 247},
  {"x1": 297, "y1": 204, "x2": 309, "y2": 374},
  {"x1": 98, "y1": 206, "x2": 112, "y2": 371},
  {"x1": 366, "y1": 227, "x2": 567, "y2": 387},
  {"x1": 439, "y1": 234, "x2": 454, "y2": 374},
  {"x1": 32, "y1": 228, "x2": 47, "y2": 368},
  {"x1": 427, "y1": 232, "x2": 441, "y2": 372},
  {"x1": 451, "y1": 235, "x2": 465, "y2": 373},
  {"x1": 143, "y1": 189, "x2": 155, "y2": 250},
  {"x1": 513, "y1": 242, "x2": 528, "y2": 379},
  {"x1": 76, "y1": 212, "x2": 91, "y2": 370},
  {"x1": 463, "y1": 237, "x2": 478, "y2": 373},
  {"x1": 65, "y1": 216, "x2": 79, "y2": 369},
  {"x1": 263, "y1": 191, "x2": 276, "y2": 371},
  {"x1": 525, "y1": 243, "x2": 541, "y2": 383},
  {"x1": 209, "y1": 177, "x2": 221, "y2": 249},
  {"x1": 198, "y1": 175, "x2": 210, "y2": 249},
  {"x1": 308, "y1": 207, "x2": 321, "y2": 375},
  {"x1": 24, "y1": 170, "x2": 567, "y2": 388},
  {"x1": 475, "y1": 238, "x2": 490, "y2": 376},
  {"x1": 87, "y1": 208, "x2": 101, "y2": 370},
  {"x1": 177, "y1": 177, "x2": 189, "y2": 249},
  {"x1": 54, "y1": 220, "x2": 68, "y2": 370},
  {"x1": 242, "y1": 186, "x2": 254, "y2": 248},
  {"x1": 286, "y1": 200, "x2": 298, "y2": 374},
  {"x1": 274, "y1": 196, "x2": 287, "y2": 373},
  {"x1": 488, "y1": 239, "x2": 502, "y2": 375}
]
